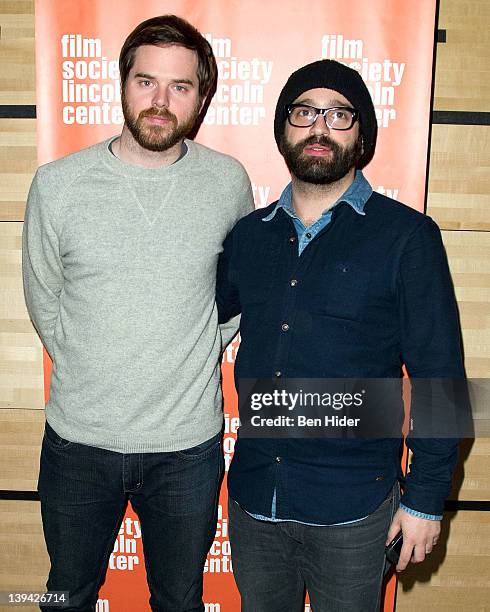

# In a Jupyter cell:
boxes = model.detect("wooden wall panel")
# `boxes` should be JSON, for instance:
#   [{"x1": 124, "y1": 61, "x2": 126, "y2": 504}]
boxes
[
  {"x1": 442, "y1": 230, "x2": 490, "y2": 378},
  {"x1": 0, "y1": 222, "x2": 44, "y2": 411},
  {"x1": 0, "y1": 409, "x2": 43, "y2": 491},
  {"x1": 434, "y1": 0, "x2": 490, "y2": 112},
  {"x1": 449, "y1": 438, "x2": 490, "y2": 502},
  {"x1": 401, "y1": 0, "x2": 490, "y2": 599},
  {"x1": 396, "y1": 511, "x2": 490, "y2": 611},
  {"x1": 0, "y1": 119, "x2": 37, "y2": 221},
  {"x1": 439, "y1": 227, "x2": 490, "y2": 504},
  {"x1": 427, "y1": 125, "x2": 490, "y2": 231},
  {"x1": 0, "y1": 1, "x2": 35, "y2": 105},
  {"x1": 0, "y1": 500, "x2": 49, "y2": 598}
]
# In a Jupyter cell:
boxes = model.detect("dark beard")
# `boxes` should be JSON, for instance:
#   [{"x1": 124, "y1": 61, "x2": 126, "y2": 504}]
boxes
[
  {"x1": 279, "y1": 134, "x2": 363, "y2": 185},
  {"x1": 121, "y1": 93, "x2": 200, "y2": 152}
]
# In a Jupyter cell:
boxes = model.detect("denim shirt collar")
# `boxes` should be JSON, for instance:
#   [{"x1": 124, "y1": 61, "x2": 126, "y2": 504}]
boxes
[{"x1": 262, "y1": 170, "x2": 372, "y2": 223}]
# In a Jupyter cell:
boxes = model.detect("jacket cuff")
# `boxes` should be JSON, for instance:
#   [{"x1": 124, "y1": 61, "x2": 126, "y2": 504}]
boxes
[{"x1": 400, "y1": 503, "x2": 442, "y2": 521}]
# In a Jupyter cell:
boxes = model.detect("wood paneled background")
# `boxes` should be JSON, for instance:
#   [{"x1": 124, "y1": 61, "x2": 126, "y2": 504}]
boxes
[
  {"x1": 397, "y1": 1, "x2": 490, "y2": 609},
  {"x1": 0, "y1": 0, "x2": 488, "y2": 610}
]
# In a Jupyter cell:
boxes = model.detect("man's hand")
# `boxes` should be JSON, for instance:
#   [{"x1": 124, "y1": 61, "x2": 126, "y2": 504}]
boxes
[{"x1": 386, "y1": 507, "x2": 440, "y2": 572}]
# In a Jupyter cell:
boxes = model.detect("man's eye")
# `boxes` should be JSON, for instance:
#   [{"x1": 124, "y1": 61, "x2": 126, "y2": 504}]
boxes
[
  {"x1": 174, "y1": 84, "x2": 188, "y2": 92},
  {"x1": 140, "y1": 80, "x2": 152, "y2": 87},
  {"x1": 298, "y1": 108, "x2": 314, "y2": 118}
]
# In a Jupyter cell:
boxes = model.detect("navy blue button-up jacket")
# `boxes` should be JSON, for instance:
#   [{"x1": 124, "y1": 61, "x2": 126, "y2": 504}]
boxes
[{"x1": 217, "y1": 191, "x2": 464, "y2": 524}]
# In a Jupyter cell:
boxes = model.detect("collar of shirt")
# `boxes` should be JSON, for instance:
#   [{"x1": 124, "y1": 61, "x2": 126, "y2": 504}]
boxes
[{"x1": 262, "y1": 170, "x2": 372, "y2": 255}]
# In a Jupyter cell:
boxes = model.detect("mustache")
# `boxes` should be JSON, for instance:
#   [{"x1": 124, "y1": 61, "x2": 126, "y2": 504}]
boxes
[
  {"x1": 138, "y1": 107, "x2": 177, "y2": 122},
  {"x1": 299, "y1": 135, "x2": 338, "y2": 148}
]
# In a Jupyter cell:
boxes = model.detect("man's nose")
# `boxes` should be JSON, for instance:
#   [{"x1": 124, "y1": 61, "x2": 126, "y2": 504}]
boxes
[
  {"x1": 152, "y1": 85, "x2": 169, "y2": 108},
  {"x1": 308, "y1": 112, "x2": 330, "y2": 136}
]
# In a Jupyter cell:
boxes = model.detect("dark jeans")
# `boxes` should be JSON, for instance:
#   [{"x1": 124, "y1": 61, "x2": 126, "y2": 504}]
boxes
[
  {"x1": 229, "y1": 484, "x2": 400, "y2": 612},
  {"x1": 38, "y1": 422, "x2": 223, "y2": 612}
]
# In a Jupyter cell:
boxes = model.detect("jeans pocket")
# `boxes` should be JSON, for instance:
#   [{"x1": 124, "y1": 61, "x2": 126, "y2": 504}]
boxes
[
  {"x1": 175, "y1": 433, "x2": 221, "y2": 461},
  {"x1": 43, "y1": 422, "x2": 73, "y2": 450}
]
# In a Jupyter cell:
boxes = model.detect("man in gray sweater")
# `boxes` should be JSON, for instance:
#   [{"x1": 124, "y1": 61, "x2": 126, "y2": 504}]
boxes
[{"x1": 22, "y1": 15, "x2": 253, "y2": 612}]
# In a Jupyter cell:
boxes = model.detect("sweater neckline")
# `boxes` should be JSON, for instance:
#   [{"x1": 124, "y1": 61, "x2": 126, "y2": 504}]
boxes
[{"x1": 99, "y1": 136, "x2": 196, "y2": 179}]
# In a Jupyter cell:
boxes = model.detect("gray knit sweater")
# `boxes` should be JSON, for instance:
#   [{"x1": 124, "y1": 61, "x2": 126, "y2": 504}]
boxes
[{"x1": 23, "y1": 138, "x2": 253, "y2": 452}]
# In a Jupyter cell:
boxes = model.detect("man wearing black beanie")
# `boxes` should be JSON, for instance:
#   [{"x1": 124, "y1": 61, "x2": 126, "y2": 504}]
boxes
[{"x1": 217, "y1": 59, "x2": 463, "y2": 611}]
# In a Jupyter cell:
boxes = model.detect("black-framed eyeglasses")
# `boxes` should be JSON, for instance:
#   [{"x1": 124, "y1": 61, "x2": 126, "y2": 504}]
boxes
[{"x1": 286, "y1": 104, "x2": 358, "y2": 130}]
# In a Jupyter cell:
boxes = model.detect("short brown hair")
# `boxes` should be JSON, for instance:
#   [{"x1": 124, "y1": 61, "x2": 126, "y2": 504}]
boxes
[{"x1": 119, "y1": 15, "x2": 217, "y2": 105}]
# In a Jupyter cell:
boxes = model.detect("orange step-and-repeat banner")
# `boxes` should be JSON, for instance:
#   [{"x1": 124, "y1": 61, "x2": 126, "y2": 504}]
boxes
[{"x1": 35, "y1": 1, "x2": 437, "y2": 610}]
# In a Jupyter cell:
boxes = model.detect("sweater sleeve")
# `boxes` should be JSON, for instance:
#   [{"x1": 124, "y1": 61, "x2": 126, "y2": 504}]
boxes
[
  {"x1": 398, "y1": 216, "x2": 464, "y2": 516},
  {"x1": 22, "y1": 172, "x2": 64, "y2": 359},
  {"x1": 219, "y1": 314, "x2": 240, "y2": 350}
]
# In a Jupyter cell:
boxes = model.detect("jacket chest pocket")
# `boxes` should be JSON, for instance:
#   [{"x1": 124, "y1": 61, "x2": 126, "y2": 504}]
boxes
[{"x1": 308, "y1": 262, "x2": 371, "y2": 321}]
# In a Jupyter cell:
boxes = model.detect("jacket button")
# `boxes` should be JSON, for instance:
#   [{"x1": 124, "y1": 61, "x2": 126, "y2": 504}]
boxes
[
  {"x1": 290, "y1": 279, "x2": 298, "y2": 287},
  {"x1": 281, "y1": 323, "x2": 290, "y2": 331},
  {"x1": 276, "y1": 456, "x2": 282, "y2": 463},
  {"x1": 375, "y1": 475, "x2": 385, "y2": 481},
  {"x1": 289, "y1": 236, "x2": 296, "y2": 243},
  {"x1": 274, "y1": 371, "x2": 282, "y2": 377}
]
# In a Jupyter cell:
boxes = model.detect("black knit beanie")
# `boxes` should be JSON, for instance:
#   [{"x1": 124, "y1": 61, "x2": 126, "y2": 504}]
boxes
[{"x1": 274, "y1": 59, "x2": 377, "y2": 168}]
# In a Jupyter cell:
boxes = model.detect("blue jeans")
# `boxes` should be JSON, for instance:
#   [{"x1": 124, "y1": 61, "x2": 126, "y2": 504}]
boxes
[
  {"x1": 38, "y1": 422, "x2": 223, "y2": 612},
  {"x1": 228, "y1": 484, "x2": 400, "y2": 612}
]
